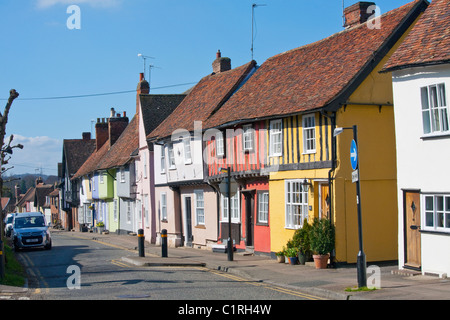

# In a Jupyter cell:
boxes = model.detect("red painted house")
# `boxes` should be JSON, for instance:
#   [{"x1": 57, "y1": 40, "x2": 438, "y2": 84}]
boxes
[{"x1": 204, "y1": 120, "x2": 271, "y2": 254}]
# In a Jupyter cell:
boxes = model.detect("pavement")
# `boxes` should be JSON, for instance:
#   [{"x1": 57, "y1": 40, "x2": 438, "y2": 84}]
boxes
[{"x1": 2, "y1": 229, "x2": 450, "y2": 300}]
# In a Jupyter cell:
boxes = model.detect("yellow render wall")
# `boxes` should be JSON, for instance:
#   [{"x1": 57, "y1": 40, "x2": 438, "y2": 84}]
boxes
[{"x1": 269, "y1": 168, "x2": 330, "y2": 253}]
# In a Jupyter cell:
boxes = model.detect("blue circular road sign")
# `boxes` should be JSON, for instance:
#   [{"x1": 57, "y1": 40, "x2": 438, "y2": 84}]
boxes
[{"x1": 350, "y1": 139, "x2": 358, "y2": 170}]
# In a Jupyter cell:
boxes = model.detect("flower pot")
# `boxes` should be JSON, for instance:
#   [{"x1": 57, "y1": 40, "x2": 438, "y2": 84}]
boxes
[
  {"x1": 313, "y1": 254, "x2": 329, "y2": 269},
  {"x1": 288, "y1": 257, "x2": 298, "y2": 265},
  {"x1": 298, "y1": 252, "x2": 306, "y2": 265},
  {"x1": 276, "y1": 255, "x2": 285, "y2": 263},
  {"x1": 98, "y1": 226, "x2": 104, "y2": 234}
]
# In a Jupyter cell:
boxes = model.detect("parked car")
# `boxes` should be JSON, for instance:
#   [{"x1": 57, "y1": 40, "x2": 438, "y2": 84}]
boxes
[
  {"x1": 11, "y1": 212, "x2": 52, "y2": 251},
  {"x1": 4, "y1": 213, "x2": 14, "y2": 237}
]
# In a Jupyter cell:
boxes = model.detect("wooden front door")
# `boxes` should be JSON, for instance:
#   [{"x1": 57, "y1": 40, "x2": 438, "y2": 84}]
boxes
[
  {"x1": 404, "y1": 191, "x2": 421, "y2": 270},
  {"x1": 320, "y1": 184, "x2": 330, "y2": 219}
]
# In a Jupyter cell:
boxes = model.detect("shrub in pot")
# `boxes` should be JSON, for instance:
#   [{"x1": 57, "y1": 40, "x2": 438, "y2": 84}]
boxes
[
  {"x1": 309, "y1": 218, "x2": 335, "y2": 269},
  {"x1": 284, "y1": 247, "x2": 299, "y2": 265}
]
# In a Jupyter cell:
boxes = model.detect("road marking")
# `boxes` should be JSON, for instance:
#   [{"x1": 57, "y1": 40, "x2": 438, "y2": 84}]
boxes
[
  {"x1": 205, "y1": 268, "x2": 325, "y2": 300},
  {"x1": 111, "y1": 259, "x2": 131, "y2": 268},
  {"x1": 18, "y1": 253, "x2": 50, "y2": 294}
]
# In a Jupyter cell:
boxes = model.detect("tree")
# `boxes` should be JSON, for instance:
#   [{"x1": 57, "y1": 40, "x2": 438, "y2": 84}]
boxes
[{"x1": 0, "y1": 90, "x2": 20, "y2": 240}]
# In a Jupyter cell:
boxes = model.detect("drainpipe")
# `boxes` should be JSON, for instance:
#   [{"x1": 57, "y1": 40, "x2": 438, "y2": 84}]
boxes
[{"x1": 321, "y1": 110, "x2": 337, "y2": 267}]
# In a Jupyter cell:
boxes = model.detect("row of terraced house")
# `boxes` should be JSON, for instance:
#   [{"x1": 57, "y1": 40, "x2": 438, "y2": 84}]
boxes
[{"x1": 57, "y1": 0, "x2": 450, "y2": 277}]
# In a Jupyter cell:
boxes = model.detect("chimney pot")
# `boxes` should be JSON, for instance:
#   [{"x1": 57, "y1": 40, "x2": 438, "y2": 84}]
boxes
[
  {"x1": 212, "y1": 50, "x2": 231, "y2": 74},
  {"x1": 344, "y1": 2, "x2": 376, "y2": 28},
  {"x1": 140, "y1": 73, "x2": 144, "y2": 81},
  {"x1": 110, "y1": 108, "x2": 116, "y2": 118}
]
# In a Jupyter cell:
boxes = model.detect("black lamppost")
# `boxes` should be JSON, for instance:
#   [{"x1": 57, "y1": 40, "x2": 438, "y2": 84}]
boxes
[{"x1": 334, "y1": 125, "x2": 367, "y2": 288}]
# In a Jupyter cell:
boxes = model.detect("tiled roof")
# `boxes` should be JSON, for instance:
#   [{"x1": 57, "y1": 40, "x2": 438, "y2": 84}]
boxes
[
  {"x1": 62, "y1": 138, "x2": 96, "y2": 177},
  {"x1": 72, "y1": 138, "x2": 110, "y2": 179},
  {"x1": 140, "y1": 94, "x2": 187, "y2": 137},
  {"x1": 148, "y1": 61, "x2": 257, "y2": 140},
  {"x1": 204, "y1": 0, "x2": 426, "y2": 128},
  {"x1": 383, "y1": 0, "x2": 450, "y2": 71},
  {"x1": 96, "y1": 115, "x2": 139, "y2": 170}
]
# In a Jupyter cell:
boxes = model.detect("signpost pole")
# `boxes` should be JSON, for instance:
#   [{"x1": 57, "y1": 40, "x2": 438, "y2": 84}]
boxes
[{"x1": 352, "y1": 125, "x2": 367, "y2": 288}]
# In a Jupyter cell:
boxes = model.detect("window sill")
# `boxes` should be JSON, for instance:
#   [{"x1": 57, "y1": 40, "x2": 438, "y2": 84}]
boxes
[
  {"x1": 420, "y1": 132, "x2": 450, "y2": 140},
  {"x1": 420, "y1": 229, "x2": 450, "y2": 236},
  {"x1": 195, "y1": 224, "x2": 206, "y2": 229}
]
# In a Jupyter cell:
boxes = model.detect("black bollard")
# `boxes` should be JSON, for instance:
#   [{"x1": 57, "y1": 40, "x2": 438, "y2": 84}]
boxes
[
  {"x1": 161, "y1": 229, "x2": 168, "y2": 258},
  {"x1": 138, "y1": 229, "x2": 145, "y2": 257}
]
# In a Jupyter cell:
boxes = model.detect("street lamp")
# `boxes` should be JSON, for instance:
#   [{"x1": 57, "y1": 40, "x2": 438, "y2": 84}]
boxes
[
  {"x1": 334, "y1": 125, "x2": 367, "y2": 288},
  {"x1": 220, "y1": 167, "x2": 233, "y2": 261}
]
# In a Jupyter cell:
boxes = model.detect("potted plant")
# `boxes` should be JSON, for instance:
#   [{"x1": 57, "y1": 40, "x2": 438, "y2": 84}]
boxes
[
  {"x1": 284, "y1": 247, "x2": 299, "y2": 265},
  {"x1": 275, "y1": 250, "x2": 285, "y2": 263},
  {"x1": 96, "y1": 221, "x2": 105, "y2": 234},
  {"x1": 309, "y1": 218, "x2": 335, "y2": 269},
  {"x1": 292, "y1": 219, "x2": 311, "y2": 265}
]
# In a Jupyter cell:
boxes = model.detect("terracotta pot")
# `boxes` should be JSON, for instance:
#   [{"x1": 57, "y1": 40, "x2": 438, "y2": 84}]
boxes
[{"x1": 313, "y1": 254, "x2": 329, "y2": 269}]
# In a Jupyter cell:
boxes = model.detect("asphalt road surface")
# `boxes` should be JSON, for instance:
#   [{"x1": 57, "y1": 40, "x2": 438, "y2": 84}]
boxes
[{"x1": 15, "y1": 232, "x2": 322, "y2": 303}]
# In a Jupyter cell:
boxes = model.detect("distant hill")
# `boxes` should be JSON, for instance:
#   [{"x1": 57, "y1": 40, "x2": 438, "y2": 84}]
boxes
[{"x1": 2, "y1": 173, "x2": 58, "y2": 198}]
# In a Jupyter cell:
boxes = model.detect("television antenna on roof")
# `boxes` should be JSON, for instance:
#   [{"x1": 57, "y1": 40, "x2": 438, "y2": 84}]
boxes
[
  {"x1": 251, "y1": 3, "x2": 266, "y2": 61},
  {"x1": 137, "y1": 53, "x2": 155, "y2": 80}
]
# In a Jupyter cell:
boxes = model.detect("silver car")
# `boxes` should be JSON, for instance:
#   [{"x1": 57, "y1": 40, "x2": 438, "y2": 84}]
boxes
[
  {"x1": 12, "y1": 212, "x2": 52, "y2": 251},
  {"x1": 4, "y1": 213, "x2": 14, "y2": 237}
]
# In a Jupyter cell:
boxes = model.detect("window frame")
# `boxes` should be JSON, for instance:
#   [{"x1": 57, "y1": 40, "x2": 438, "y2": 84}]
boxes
[
  {"x1": 160, "y1": 192, "x2": 167, "y2": 221},
  {"x1": 243, "y1": 124, "x2": 254, "y2": 152},
  {"x1": 194, "y1": 190, "x2": 205, "y2": 226},
  {"x1": 168, "y1": 143, "x2": 176, "y2": 170},
  {"x1": 421, "y1": 83, "x2": 449, "y2": 136},
  {"x1": 160, "y1": 147, "x2": 166, "y2": 174},
  {"x1": 183, "y1": 135, "x2": 192, "y2": 164},
  {"x1": 269, "y1": 119, "x2": 283, "y2": 157},
  {"x1": 285, "y1": 180, "x2": 308, "y2": 229},
  {"x1": 257, "y1": 191, "x2": 269, "y2": 225},
  {"x1": 221, "y1": 191, "x2": 240, "y2": 224},
  {"x1": 422, "y1": 194, "x2": 450, "y2": 233},
  {"x1": 302, "y1": 114, "x2": 316, "y2": 154},
  {"x1": 216, "y1": 131, "x2": 225, "y2": 157}
]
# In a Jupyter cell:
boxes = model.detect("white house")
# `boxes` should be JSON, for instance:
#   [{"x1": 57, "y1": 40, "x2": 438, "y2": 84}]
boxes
[
  {"x1": 135, "y1": 73, "x2": 186, "y2": 243},
  {"x1": 148, "y1": 52, "x2": 257, "y2": 249},
  {"x1": 382, "y1": 0, "x2": 450, "y2": 278}
]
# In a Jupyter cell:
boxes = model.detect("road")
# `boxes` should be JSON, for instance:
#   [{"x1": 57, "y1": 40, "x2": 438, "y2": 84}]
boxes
[{"x1": 15, "y1": 232, "x2": 322, "y2": 302}]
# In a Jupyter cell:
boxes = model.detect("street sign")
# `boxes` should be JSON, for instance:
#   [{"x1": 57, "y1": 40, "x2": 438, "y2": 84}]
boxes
[
  {"x1": 350, "y1": 139, "x2": 358, "y2": 170},
  {"x1": 352, "y1": 169, "x2": 359, "y2": 183},
  {"x1": 219, "y1": 177, "x2": 238, "y2": 196}
]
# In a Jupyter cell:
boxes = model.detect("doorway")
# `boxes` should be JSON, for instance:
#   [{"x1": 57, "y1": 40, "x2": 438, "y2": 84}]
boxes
[
  {"x1": 404, "y1": 191, "x2": 421, "y2": 270},
  {"x1": 243, "y1": 191, "x2": 255, "y2": 247},
  {"x1": 319, "y1": 184, "x2": 330, "y2": 219},
  {"x1": 184, "y1": 196, "x2": 193, "y2": 247}
]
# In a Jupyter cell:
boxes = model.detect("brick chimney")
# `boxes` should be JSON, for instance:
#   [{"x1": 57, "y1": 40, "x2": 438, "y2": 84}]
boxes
[
  {"x1": 82, "y1": 132, "x2": 91, "y2": 141},
  {"x1": 108, "y1": 108, "x2": 129, "y2": 147},
  {"x1": 136, "y1": 73, "x2": 150, "y2": 115},
  {"x1": 95, "y1": 118, "x2": 108, "y2": 151},
  {"x1": 212, "y1": 50, "x2": 231, "y2": 74},
  {"x1": 344, "y1": 2, "x2": 376, "y2": 28}
]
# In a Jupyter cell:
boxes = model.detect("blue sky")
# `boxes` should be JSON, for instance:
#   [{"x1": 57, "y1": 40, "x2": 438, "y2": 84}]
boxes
[{"x1": 0, "y1": 0, "x2": 414, "y2": 176}]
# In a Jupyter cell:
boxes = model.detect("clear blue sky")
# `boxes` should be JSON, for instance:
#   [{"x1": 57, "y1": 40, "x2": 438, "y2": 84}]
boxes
[{"x1": 0, "y1": 0, "x2": 414, "y2": 176}]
